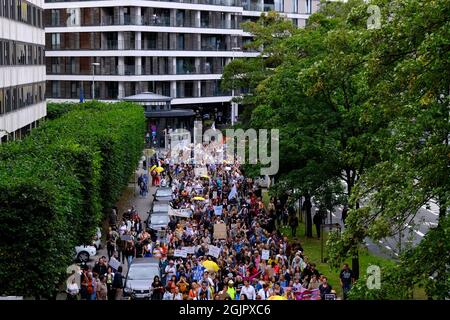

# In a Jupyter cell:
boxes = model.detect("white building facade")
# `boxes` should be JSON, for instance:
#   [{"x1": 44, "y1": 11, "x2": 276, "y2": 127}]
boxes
[
  {"x1": 44, "y1": 0, "x2": 319, "y2": 123},
  {"x1": 0, "y1": 0, "x2": 46, "y2": 142}
]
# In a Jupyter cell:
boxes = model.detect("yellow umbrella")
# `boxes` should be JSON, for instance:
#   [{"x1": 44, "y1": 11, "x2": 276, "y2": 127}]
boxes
[
  {"x1": 155, "y1": 166, "x2": 164, "y2": 173},
  {"x1": 268, "y1": 295, "x2": 287, "y2": 300},
  {"x1": 200, "y1": 175, "x2": 210, "y2": 180},
  {"x1": 202, "y1": 260, "x2": 219, "y2": 272},
  {"x1": 192, "y1": 196, "x2": 206, "y2": 201},
  {"x1": 150, "y1": 165, "x2": 157, "y2": 171}
]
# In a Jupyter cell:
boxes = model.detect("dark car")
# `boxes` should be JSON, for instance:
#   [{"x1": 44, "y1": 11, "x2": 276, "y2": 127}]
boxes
[
  {"x1": 153, "y1": 187, "x2": 173, "y2": 202},
  {"x1": 123, "y1": 258, "x2": 161, "y2": 300}
]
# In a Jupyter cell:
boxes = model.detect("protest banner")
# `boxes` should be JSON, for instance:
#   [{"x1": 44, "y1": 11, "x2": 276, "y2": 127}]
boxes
[
  {"x1": 183, "y1": 247, "x2": 196, "y2": 255},
  {"x1": 108, "y1": 257, "x2": 120, "y2": 270},
  {"x1": 174, "y1": 249, "x2": 187, "y2": 258},
  {"x1": 262, "y1": 249, "x2": 270, "y2": 260},
  {"x1": 208, "y1": 245, "x2": 221, "y2": 258},
  {"x1": 168, "y1": 208, "x2": 193, "y2": 218}
]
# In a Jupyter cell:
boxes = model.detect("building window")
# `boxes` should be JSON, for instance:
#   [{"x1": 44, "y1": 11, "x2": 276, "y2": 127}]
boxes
[
  {"x1": 306, "y1": 0, "x2": 312, "y2": 14},
  {"x1": 51, "y1": 33, "x2": 61, "y2": 50}
]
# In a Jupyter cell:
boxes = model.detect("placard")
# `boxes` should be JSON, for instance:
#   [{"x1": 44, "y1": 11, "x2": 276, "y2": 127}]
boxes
[
  {"x1": 213, "y1": 191, "x2": 218, "y2": 199},
  {"x1": 213, "y1": 223, "x2": 227, "y2": 239},
  {"x1": 194, "y1": 167, "x2": 208, "y2": 178},
  {"x1": 183, "y1": 247, "x2": 196, "y2": 255},
  {"x1": 214, "y1": 205, "x2": 223, "y2": 216},
  {"x1": 208, "y1": 245, "x2": 221, "y2": 258},
  {"x1": 108, "y1": 257, "x2": 120, "y2": 270},
  {"x1": 261, "y1": 249, "x2": 270, "y2": 261},
  {"x1": 174, "y1": 249, "x2": 187, "y2": 258}
]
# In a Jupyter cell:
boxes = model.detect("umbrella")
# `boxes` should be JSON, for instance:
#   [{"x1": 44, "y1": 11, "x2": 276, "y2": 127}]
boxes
[
  {"x1": 150, "y1": 165, "x2": 157, "y2": 171},
  {"x1": 155, "y1": 166, "x2": 164, "y2": 173},
  {"x1": 200, "y1": 175, "x2": 210, "y2": 180},
  {"x1": 268, "y1": 295, "x2": 287, "y2": 300},
  {"x1": 202, "y1": 260, "x2": 219, "y2": 272},
  {"x1": 192, "y1": 196, "x2": 206, "y2": 201}
]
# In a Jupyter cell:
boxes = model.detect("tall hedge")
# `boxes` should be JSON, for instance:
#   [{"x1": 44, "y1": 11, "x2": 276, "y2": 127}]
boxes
[{"x1": 0, "y1": 101, "x2": 145, "y2": 298}]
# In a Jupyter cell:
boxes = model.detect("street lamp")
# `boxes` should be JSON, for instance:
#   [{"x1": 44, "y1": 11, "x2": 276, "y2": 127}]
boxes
[
  {"x1": 0, "y1": 129, "x2": 11, "y2": 143},
  {"x1": 231, "y1": 47, "x2": 240, "y2": 126},
  {"x1": 91, "y1": 62, "x2": 100, "y2": 100}
]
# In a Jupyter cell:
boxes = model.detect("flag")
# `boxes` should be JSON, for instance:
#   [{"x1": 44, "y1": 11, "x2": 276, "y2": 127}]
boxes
[
  {"x1": 79, "y1": 84, "x2": 84, "y2": 103},
  {"x1": 228, "y1": 184, "x2": 237, "y2": 200}
]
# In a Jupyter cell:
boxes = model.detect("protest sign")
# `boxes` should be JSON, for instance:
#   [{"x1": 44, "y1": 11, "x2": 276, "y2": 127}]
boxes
[
  {"x1": 214, "y1": 205, "x2": 223, "y2": 216},
  {"x1": 262, "y1": 249, "x2": 270, "y2": 260},
  {"x1": 208, "y1": 245, "x2": 221, "y2": 258},
  {"x1": 108, "y1": 257, "x2": 120, "y2": 270},
  {"x1": 183, "y1": 247, "x2": 196, "y2": 255},
  {"x1": 213, "y1": 223, "x2": 227, "y2": 239},
  {"x1": 168, "y1": 208, "x2": 193, "y2": 218}
]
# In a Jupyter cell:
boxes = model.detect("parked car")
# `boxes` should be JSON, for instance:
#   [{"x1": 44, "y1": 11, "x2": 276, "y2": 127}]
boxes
[
  {"x1": 153, "y1": 187, "x2": 173, "y2": 202},
  {"x1": 92, "y1": 227, "x2": 102, "y2": 249},
  {"x1": 146, "y1": 213, "x2": 170, "y2": 232},
  {"x1": 123, "y1": 258, "x2": 161, "y2": 300},
  {"x1": 74, "y1": 245, "x2": 97, "y2": 263},
  {"x1": 149, "y1": 200, "x2": 170, "y2": 216}
]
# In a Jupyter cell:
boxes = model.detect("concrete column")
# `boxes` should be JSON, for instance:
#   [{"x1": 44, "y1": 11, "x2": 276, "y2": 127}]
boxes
[
  {"x1": 135, "y1": 56, "x2": 142, "y2": 76},
  {"x1": 118, "y1": 82, "x2": 125, "y2": 99},
  {"x1": 195, "y1": 11, "x2": 201, "y2": 28},
  {"x1": 195, "y1": 57, "x2": 201, "y2": 74},
  {"x1": 118, "y1": 56, "x2": 125, "y2": 75},
  {"x1": 171, "y1": 81, "x2": 177, "y2": 98},
  {"x1": 197, "y1": 80, "x2": 201, "y2": 97},
  {"x1": 172, "y1": 57, "x2": 177, "y2": 75},
  {"x1": 170, "y1": 9, "x2": 176, "y2": 26},
  {"x1": 135, "y1": 30, "x2": 142, "y2": 50},
  {"x1": 197, "y1": 34, "x2": 202, "y2": 51},
  {"x1": 259, "y1": 0, "x2": 264, "y2": 11},
  {"x1": 119, "y1": 7, "x2": 125, "y2": 24},
  {"x1": 118, "y1": 31, "x2": 124, "y2": 50},
  {"x1": 226, "y1": 13, "x2": 231, "y2": 29},
  {"x1": 135, "y1": 6, "x2": 141, "y2": 25}
]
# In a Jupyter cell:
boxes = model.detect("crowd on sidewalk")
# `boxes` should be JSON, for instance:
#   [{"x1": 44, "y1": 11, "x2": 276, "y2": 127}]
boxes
[{"x1": 67, "y1": 148, "x2": 355, "y2": 300}]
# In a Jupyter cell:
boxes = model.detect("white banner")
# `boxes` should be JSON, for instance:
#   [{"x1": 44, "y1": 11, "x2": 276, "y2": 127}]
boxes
[
  {"x1": 208, "y1": 245, "x2": 221, "y2": 258},
  {"x1": 174, "y1": 249, "x2": 187, "y2": 258},
  {"x1": 183, "y1": 246, "x2": 196, "y2": 255},
  {"x1": 214, "y1": 205, "x2": 223, "y2": 216},
  {"x1": 168, "y1": 208, "x2": 193, "y2": 218}
]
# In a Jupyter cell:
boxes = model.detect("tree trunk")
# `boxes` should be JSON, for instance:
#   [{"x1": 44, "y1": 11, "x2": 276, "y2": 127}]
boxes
[
  {"x1": 304, "y1": 194, "x2": 313, "y2": 238},
  {"x1": 347, "y1": 173, "x2": 360, "y2": 280}
]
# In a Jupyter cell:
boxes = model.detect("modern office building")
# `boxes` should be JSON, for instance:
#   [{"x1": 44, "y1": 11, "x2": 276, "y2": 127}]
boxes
[
  {"x1": 0, "y1": 0, "x2": 46, "y2": 143},
  {"x1": 44, "y1": 0, "x2": 319, "y2": 124}
]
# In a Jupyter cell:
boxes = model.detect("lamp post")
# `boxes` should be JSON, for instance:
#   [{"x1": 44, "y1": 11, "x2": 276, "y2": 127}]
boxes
[
  {"x1": 0, "y1": 129, "x2": 11, "y2": 143},
  {"x1": 91, "y1": 62, "x2": 100, "y2": 100},
  {"x1": 231, "y1": 47, "x2": 240, "y2": 126}
]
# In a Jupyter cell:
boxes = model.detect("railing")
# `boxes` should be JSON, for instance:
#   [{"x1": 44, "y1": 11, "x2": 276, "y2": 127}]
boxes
[
  {"x1": 47, "y1": 40, "x2": 251, "y2": 51},
  {"x1": 47, "y1": 15, "x2": 238, "y2": 29}
]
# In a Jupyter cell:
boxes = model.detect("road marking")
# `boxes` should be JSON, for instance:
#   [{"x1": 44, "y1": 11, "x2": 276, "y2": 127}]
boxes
[
  {"x1": 394, "y1": 252, "x2": 399, "y2": 257},
  {"x1": 405, "y1": 224, "x2": 425, "y2": 237},
  {"x1": 424, "y1": 222, "x2": 438, "y2": 227},
  {"x1": 332, "y1": 213, "x2": 336, "y2": 217},
  {"x1": 378, "y1": 240, "x2": 383, "y2": 244},
  {"x1": 385, "y1": 245, "x2": 392, "y2": 250}
]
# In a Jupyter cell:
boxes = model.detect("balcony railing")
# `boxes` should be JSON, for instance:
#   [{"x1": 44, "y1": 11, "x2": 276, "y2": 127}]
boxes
[
  {"x1": 47, "y1": 15, "x2": 238, "y2": 29},
  {"x1": 47, "y1": 40, "x2": 251, "y2": 52}
]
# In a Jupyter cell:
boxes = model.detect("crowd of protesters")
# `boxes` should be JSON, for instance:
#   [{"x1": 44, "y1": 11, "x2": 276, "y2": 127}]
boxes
[{"x1": 68, "y1": 145, "x2": 354, "y2": 300}]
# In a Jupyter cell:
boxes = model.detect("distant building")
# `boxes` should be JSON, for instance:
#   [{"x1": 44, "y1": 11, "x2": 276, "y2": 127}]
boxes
[
  {"x1": 0, "y1": 0, "x2": 46, "y2": 143},
  {"x1": 43, "y1": 0, "x2": 320, "y2": 123}
]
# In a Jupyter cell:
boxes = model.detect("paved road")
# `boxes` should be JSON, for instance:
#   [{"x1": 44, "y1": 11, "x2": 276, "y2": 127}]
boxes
[{"x1": 311, "y1": 199, "x2": 440, "y2": 259}]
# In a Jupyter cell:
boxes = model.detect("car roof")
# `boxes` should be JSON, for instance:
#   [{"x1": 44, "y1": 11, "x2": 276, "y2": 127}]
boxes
[
  {"x1": 152, "y1": 200, "x2": 170, "y2": 206},
  {"x1": 156, "y1": 187, "x2": 172, "y2": 191},
  {"x1": 130, "y1": 257, "x2": 160, "y2": 266}
]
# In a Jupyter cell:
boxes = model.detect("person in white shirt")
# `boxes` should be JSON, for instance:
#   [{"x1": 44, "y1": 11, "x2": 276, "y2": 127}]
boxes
[
  {"x1": 257, "y1": 283, "x2": 272, "y2": 300},
  {"x1": 164, "y1": 260, "x2": 177, "y2": 280},
  {"x1": 66, "y1": 277, "x2": 79, "y2": 300},
  {"x1": 240, "y1": 280, "x2": 256, "y2": 300}
]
